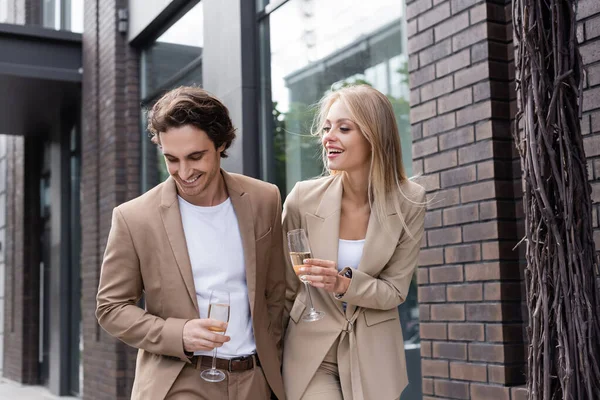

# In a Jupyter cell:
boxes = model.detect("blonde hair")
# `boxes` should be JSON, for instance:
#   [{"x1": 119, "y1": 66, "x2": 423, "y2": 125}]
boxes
[{"x1": 312, "y1": 84, "x2": 413, "y2": 233}]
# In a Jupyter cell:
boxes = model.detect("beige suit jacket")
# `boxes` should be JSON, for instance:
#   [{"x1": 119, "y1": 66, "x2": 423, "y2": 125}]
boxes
[
  {"x1": 282, "y1": 174, "x2": 426, "y2": 400},
  {"x1": 96, "y1": 171, "x2": 286, "y2": 400}
]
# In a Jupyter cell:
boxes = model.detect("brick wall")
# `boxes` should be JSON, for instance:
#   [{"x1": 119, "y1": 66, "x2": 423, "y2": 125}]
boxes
[
  {"x1": 0, "y1": 135, "x2": 7, "y2": 376},
  {"x1": 407, "y1": 0, "x2": 528, "y2": 398},
  {"x1": 579, "y1": 1, "x2": 600, "y2": 249},
  {"x1": 81, "y1": 0, "x2": 141, "y2": 398}
]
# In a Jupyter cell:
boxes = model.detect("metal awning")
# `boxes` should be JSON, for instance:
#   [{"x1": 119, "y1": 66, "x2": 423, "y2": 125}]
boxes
[{"x1": 0, "y1": 23, "x2": 82, "y2": 136}]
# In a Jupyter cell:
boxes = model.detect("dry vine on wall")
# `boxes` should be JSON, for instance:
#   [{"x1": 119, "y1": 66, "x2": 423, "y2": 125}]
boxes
[{"x1": 513, "y1": 0, "x2": 600, "y2": 398}]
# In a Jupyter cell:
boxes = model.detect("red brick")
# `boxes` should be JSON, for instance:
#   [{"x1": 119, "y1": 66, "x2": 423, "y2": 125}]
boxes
[
  {"x1": 421, "y1": 340, "x2": 433, "y2": 357},
  {"x1": 470, "y1": 384, "x2": 510, "y2": 400},
  {"x1": 433, "y1": 342, "x2": 468, "y2": 360},
  {"x1": 421, "y1": 75, "x2": 454, "y2": 102},
  {"x1": 434, "y1": 379, "x2": 469, "y2": 399},
  {"x1": 430, "y1": 265, "x2": 464, "y2": 283},
  {"x1": 425, "y1": 150, "x2": 458, "y2": 173},
  {"x1": 421, "y1": 305, "x2": 432, "y2": 321},
  {"x1": 418, "y1": 267, "x2": 430, "y2": 284},
  {"x1": 466, "y1": 303, "x2": 503, "y2": 321},
  {"x1": 419, "y1": 248, "x2": 444, "y2": 266},
  {"x1": 422, "y1": 378, "x2": 434, "y2": 395},
  {"x1": 407, "y1": 0, "x2": 433, "y2": 20},
  {"x1": 450, "y1": 0, "x2": 481, "y2": 14},
  {"x1": 428, "y1": 188, "x2": 460, "y2": 209},
  {"x1": 463, "y1": 221, "x2": 499, "y2": 242},
  {"x1": 453, "y1": 23, "x2": 487, "y2": 51},
  {"x1": 450, "y1": 362, "x2": 488, "y2": 382},
  {"x1": 418, "y1": 3, "x2": 451, "y2": 30},
  {"x1": 454, "y1": 60, "x2": 489, "y2": 89},
  {"x1": 408, "y1": 30, "x2": 435, "y2": 54},
  {"x1": 419, "y1": 286, "x2": 447, "y2": 303},
  {"x1": 441, "y1": 165, "x2": 477, "y2": 188},
  {"x1": 420, "y1": 323, "x2": 448, "y2": 339},
  {"x1": 460, "y1": 181, "x2": 496, "y2": 203},
  {"x1": 448, "y1": 323, "x2": 485, "y2": 341},
  {"x1": 456, "y1": 101, "x2": 492, "y2": 126},
  {"x1": 465, "y1": 262, "x2": 501, "y2": 281},
  {"x1": 458, "y1": 140, "x2": 494, "y2": 164},
  {"x1": 443, "y1": 204, "x2": 479, "y2": 225},
  {"x1": 411, "y1": 99, "x2": 437, "y2": 122},
  {"x1": 422, "y1": 359, "x2": 450, "y2": 378},
  {"x1": 434, "y1": 11, "x2": 469, "y2": 41},
  {"x1": 445, "y1": 243, "x2": 481, "y2": 263},
  {"x1": 468, "y1": 343, "x2": 506, "y2": 362},
  {"x1": 438, "y1": 88, "x2": 473, "y2": 114},
  {"x1": 431, "y1": 304, "x2": 466, "y2": 321},
  {"x1": 511, "y1": 386, "x2": 528, "y2": 400},
  {"x1": 436, "y1": 51, "x2": 471, "y2": 79},
  {"x1": 426, "y1": 117, "x2": 460, "y2": 142},
  {"x1": 424, "y1": 209, "x2": 442, "y2": 228},
  {"x1": 413, "y1": 136, "x2": 439, "y2": 158},
  {"x1": 428, "y1": 227, "x2": 462, "y2": 246},
  {"x1": 419, "y1": 39, "x2": 453, "y2": 67},
  {"x1": 447, "y1": 283, "x2": 483, "y2": 301},
  {"x1": 469, "y1": 3, "x2": 487, "y2": 24},
  {"x1": 439, "y1": 126, "x2": 475, "y2": 151}
]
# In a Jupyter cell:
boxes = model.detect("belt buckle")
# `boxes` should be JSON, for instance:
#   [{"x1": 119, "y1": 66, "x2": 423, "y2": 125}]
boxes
[{"x1": 227, "y1": 355, "x2": 245, "y2": 372}]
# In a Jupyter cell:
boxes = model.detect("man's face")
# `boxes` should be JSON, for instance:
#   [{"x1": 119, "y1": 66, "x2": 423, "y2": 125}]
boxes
[{"x1": 159, "y1": 124, "x2": 224, "y2": 203}]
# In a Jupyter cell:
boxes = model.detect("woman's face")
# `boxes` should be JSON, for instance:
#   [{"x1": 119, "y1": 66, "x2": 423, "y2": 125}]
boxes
[{"x1": 321, "y1": 100, "x2": 371, "y2": 173}]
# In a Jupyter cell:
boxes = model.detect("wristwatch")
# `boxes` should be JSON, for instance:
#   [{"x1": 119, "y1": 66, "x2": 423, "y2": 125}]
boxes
[{"x1": 334, "y1": 267, "x2": 353, "y2": 298}]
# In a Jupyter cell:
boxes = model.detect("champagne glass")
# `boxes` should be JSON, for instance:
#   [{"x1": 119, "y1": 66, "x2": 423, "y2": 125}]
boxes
[
  {"x1": 200, "y1": 289, "x2": 230, "y2": 382},
  {"x1": 287, "y1": 229, "x2": 325, "y2": 322}
]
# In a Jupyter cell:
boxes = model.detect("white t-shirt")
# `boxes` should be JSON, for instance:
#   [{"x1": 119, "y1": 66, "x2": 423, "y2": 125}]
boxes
[
  {"x1": 178, "y1": 196, "x2": 256, "y2": 359},
  {"x1": 337, "y1": 239, "x2": 366, "y2": 271}
]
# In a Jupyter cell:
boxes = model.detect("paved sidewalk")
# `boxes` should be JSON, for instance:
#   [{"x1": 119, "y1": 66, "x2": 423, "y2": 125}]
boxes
[{"x1": 0, "y1": 379, "x2": 79, "y2": 399}]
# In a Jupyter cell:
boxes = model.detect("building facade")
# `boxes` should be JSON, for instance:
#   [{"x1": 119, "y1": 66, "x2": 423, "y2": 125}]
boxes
[{"x1": 0, "y1": 0, "x2": 598, "y2": 399}]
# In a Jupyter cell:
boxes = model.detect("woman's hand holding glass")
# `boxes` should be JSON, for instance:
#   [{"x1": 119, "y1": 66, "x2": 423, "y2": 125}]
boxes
[{"x1": 298, "y1": 258, "x2": 351, "y2": 295}]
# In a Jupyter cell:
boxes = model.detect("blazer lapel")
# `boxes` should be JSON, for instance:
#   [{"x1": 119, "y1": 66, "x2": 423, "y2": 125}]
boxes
[
  {"x1": 223, "y1": 171, "x2": 257, "y2": 315},
  {"x1": 159, "y1": 176, "x2": 199, "y2": 313},
  {"x1": 306, "y1": 175, "x2": 344, "y2": 314},
  {"x1": 345, "y1": 201, "x2": 404, "y2": 318}
]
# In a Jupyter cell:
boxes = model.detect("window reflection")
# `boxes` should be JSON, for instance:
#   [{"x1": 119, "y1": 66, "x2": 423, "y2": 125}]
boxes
[
  {"x1": 42, "y1": 0, "x2": 83, "y2": 32},
  {"x1": 141, "y1": 2, "x2": 204, "y2": 98}
]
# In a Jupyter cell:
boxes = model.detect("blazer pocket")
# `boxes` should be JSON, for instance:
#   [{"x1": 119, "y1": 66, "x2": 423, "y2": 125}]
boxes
[
  {"x1": 289, "y1": 298, "x2": 306, "y2": 324},
  {"x1": 256, "y1": 227, "x2": 272, "y2": 242},
  {"x1": 364, "y1": 308, "x2": 399, "y2": 327}
]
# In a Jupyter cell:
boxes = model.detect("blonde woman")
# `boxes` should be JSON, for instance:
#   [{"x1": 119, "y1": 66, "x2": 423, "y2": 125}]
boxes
[{"x1": 282, "y1": 85, "x2": 427, "y2": 400}]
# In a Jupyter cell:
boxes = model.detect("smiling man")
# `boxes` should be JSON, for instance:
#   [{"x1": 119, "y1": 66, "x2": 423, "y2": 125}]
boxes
[{"x1": 96, "y1": 86, "x2": 286, "y2": 400}]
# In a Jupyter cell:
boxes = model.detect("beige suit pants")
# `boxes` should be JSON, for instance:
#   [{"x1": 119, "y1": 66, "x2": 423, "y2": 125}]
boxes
[
  {"x1": 300, "y1": 338, "x2": 344, "y2": 400},
  {"x1": 165, "y1": 363, "x2": 271, "y2": 400}
]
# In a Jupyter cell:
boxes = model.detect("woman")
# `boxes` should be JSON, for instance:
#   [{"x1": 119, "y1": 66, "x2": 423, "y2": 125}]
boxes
[{"x1": 282, "y1": 85, "x2": 427, "y2": 400}]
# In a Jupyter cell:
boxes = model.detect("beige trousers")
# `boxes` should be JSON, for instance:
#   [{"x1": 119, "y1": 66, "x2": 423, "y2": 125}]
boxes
[
  {"x1": 165, "y1": 363, "x2": 271, "y2": 400},
  {"x1": 300, "y1": 338, "x2": 344, "y2": 400}
]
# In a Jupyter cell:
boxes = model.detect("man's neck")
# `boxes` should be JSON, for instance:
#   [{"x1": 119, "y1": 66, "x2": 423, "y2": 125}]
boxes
[{"x1": 182, "y1": 172, "x2": 228, "y2": 206}]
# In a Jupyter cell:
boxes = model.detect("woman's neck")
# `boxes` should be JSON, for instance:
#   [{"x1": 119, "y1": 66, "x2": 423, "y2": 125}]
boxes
[{"x1": 341, "y1": 169, "x2": 370, "y2": 208}]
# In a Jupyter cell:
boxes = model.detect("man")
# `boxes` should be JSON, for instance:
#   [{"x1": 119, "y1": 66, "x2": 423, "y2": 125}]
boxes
[{"x1": 96, "y1": 86, "x2": 286, "y2": 400}]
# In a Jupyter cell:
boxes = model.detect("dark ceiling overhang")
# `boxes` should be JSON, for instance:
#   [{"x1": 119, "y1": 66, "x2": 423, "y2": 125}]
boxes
[{"x1": 0, "y1": 23, "x2": 82, "y2": 136}]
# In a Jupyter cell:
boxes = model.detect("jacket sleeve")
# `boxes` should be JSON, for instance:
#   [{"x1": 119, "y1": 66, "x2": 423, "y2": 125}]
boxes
[
  {"x1": 96, "y1": 207, "x2": 191, "y2": 362},
  {"x1": 281, "y1": 182, "x2": 302, "y2": 332},
  {"x1": 337, "y1": 188, "x2": 427, "y2": 310},
  {"x1": 265, "y1": 185, "x2": 286, "y2": 357}
]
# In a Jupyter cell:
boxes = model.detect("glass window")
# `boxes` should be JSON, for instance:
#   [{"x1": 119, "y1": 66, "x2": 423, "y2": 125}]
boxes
[
  {"x1": 42, "y1": 0, "x2": 83, "y2": 32},
  {"x1": 0, "y1": 1, "x2": 8, "y2": 23},
  {"x1": 140, "y1": 1, "x2": 204, "y2": 192},
  {"x1": 260, "y1": 1, "x2": 419, "y2": 399},
  {"x1": 141, "y1": 2, "x2": 204, "y2": 99}
]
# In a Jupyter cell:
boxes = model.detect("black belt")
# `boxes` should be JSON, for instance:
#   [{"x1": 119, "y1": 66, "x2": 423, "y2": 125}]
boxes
[{"x1": 190, "y1": 354, "x2": 260, "y2": 372}]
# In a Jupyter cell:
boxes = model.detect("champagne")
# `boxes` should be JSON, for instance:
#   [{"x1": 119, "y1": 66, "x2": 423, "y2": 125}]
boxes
[
  {"x1": 290, "y1": 251, "x2": 311, "y2": 282},
  {"x1": 208, "y1": 303, "x2": 230, "y2": 333}
]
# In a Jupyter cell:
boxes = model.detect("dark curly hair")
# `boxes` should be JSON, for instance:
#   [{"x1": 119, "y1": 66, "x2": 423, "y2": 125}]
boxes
[{"x1": 147, "y1": 86, "x2": 236, "y2": 158}]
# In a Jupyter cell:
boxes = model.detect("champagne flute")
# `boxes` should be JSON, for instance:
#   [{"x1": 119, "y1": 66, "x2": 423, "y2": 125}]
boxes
[
  {"x1": 287, "y1": 229, "x2": 325, "y2": 322},
  {"x1": 200, "y1": 289, "x2": 230, "y2": 383}
]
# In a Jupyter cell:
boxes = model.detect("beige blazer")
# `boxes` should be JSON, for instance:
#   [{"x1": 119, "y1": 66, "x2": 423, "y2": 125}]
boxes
[
  {"x1": 282, "y1": 174, "x2": 426, "y2": 400},
  {"x1": 96, "y1": 171, "x2": 286, "y2": 400}
]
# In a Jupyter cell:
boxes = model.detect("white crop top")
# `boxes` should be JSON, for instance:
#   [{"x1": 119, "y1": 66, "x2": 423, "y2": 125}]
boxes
[{"x1": 337, "y1": 239, "x2": 366, "y2": 272}]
